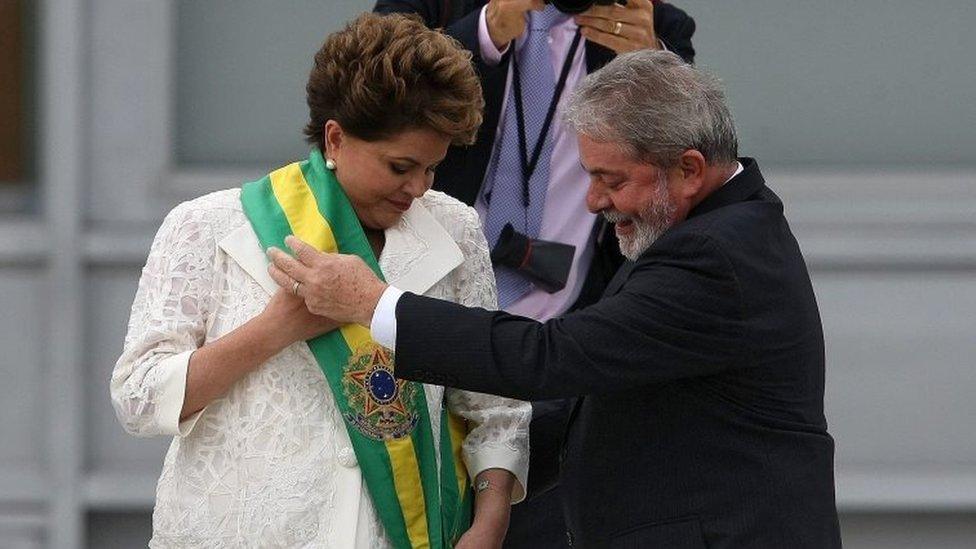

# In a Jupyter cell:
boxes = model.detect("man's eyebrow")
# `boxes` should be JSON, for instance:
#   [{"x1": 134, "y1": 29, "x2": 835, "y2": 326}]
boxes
[{"x1": 580, "y1": 162, "x2": 622, "y2": 177}]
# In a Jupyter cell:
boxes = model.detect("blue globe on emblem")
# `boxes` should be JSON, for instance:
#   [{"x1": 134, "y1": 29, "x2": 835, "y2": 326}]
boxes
[{"x1": 367, "y1": 368, "x2": 398, "y2": 405}]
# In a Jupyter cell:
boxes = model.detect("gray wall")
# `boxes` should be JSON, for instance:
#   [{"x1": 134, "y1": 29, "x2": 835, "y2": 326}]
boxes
[
  {"x1": 1, "y1": 1, "x2": 974, "y2": 547},
  {"x1": 680, "y1": 0, "x2": 976, "y2": 169}
]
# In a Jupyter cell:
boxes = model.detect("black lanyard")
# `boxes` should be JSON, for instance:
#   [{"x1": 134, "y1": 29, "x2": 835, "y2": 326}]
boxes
[{"x1": 510, "y1": 29, "x2": 583, "y2": 210}]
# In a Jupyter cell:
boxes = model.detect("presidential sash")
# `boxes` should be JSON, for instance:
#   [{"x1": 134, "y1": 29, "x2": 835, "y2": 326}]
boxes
[{"x1": 240, "y1": 149, "x2": 472, "y2": 548}]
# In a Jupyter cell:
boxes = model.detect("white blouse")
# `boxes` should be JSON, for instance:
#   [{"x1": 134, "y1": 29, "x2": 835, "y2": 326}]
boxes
[{"x1": 111, "y1": 188, "x2": 531, "y2": 548}]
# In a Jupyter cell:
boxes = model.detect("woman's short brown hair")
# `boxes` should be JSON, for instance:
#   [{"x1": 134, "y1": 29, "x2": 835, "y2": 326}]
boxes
[{"x1": 303, "y1": 13, "x2": 483, "y2": 150}]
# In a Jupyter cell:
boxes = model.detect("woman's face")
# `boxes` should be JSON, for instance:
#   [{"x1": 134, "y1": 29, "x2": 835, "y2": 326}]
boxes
[{"x1": 325, "y1": 121, "x2": 451, "y2": 230}]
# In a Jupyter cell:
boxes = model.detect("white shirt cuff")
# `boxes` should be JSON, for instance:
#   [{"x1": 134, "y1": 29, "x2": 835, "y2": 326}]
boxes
[
  {"x1": 154, "y1": 349, "x2": 205, "y2": 437},
  {"x1": 370, "y1": 285, "x2": 404, "y2": 350},
  {"x1": 478, "y1": 5, "x2": 508, "y2": 65}
]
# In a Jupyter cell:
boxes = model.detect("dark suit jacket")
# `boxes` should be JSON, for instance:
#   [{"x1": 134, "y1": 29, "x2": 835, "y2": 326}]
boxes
[
  {"x1": 393, "y1": 159, "x2": 842, "y2": 548},
  {"x1": 375, "y1": 0, "x2": 696, "y2": 311}
]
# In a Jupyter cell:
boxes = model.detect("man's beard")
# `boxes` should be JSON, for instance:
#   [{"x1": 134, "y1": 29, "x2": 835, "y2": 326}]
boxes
[{"x1": 603, "y1": 177, "x2": 676, "y2": 261}]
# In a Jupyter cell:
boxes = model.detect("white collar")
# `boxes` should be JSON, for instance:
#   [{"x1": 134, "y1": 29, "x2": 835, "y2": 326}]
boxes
[
  {"x1": 722, "y1": 161, "x2": 745, "y2": 186},
  {"x1": 218, "y1": 198, "x2": 464, "y2": 297}
]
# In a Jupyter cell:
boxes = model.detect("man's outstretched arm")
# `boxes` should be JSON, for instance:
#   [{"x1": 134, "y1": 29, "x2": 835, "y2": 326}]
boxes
[{"x1": 268, "y1": 233, "x2": 745, "y2": 401}]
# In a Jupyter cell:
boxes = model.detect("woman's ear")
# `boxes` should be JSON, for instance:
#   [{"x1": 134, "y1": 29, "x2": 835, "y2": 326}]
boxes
[{"x1": 323, "y1": 120, "x2": 344, "y2": 160}]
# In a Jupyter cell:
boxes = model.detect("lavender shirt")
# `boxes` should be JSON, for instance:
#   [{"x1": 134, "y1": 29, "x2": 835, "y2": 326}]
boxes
[{"x1": 474, "y1": 7, "x2": 596, "y2": 321}]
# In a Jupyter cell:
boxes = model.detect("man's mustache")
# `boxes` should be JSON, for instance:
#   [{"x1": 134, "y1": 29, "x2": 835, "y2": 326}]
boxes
[{"x1": 602, "y1": 210, "x2": 636, "y2": 224}]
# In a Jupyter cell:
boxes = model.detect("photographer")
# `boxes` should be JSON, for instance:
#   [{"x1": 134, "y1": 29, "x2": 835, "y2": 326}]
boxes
[{"x1": 374, "y1": 1, "x2": 694, "y2": 546}]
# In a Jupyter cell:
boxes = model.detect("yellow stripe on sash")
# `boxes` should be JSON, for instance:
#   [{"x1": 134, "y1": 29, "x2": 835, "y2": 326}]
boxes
[
  {"x1": 270, "y1": 162, "x2": 431, "y2": 548},
  {"x1": 269, "y1": 163, "x2": 337, "y2": 252},
  {"x1": 343, "y1": 324, "x2": 431, "y2": 549},
  {"x1": 388, "y1": 437, "x2": 431, "y2": 548},
  {"x1": 449, "y1": 413, "x2": 469, "y2": 499}
]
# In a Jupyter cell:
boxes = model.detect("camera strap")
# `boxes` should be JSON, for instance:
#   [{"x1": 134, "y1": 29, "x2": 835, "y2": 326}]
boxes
[{"x1": 510, "y1": 29, "x2": 583, "y2": 211}]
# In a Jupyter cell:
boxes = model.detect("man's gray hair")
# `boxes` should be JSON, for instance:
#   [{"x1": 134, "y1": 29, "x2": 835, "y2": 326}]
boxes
[{"x1": 564, "y1": 50, "x2": 738, "y2": 167}]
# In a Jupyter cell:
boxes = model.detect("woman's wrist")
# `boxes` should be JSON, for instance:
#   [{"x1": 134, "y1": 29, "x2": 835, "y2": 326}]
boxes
[
  {"x1": 472, "y1": 500, "x2": 510, "y2": 530},
  {"x1": 249, "y1": 312, "x2": 294, "y2": 357},
  {"x1": 471, "y1": 472, "x2": 514, "y2": 531}
]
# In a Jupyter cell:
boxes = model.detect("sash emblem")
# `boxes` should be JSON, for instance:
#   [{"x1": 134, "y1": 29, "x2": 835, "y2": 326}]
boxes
[{"x1": 342, "y1": 342, "x2": 419, "y2": 440}]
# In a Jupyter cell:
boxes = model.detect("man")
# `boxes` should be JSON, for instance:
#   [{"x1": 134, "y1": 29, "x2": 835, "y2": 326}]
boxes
[
  {"x1": 373, "y1": 1, "x2": 695, "y2": 543},
  {"x1": 270, "y1": 51, "x2": 842, "y2": 547}
]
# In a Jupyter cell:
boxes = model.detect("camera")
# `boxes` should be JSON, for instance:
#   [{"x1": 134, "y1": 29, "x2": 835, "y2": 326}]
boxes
[
  {"x1": 491, "y1": 223, "x2": 576, "y2": 294},
  {"x1": 547, "y1": 0, "x2": 617, "y2": 15}
]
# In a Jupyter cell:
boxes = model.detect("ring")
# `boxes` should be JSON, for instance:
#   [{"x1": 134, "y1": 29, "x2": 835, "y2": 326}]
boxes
[
  {"x1": 292, "y1": 280, "x2": 301, "y2": 296},
  {"x1": 612, "y1": 21, "x2": 623, "y2": 36}
]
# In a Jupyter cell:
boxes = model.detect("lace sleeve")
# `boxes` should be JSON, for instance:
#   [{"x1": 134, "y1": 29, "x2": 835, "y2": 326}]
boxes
[
  {"x1": 110, "y1": 203, "x2": 217, "y2": 437},
  {"x1": 445, "y1": 208, "x2": 532, "y2": 502}
]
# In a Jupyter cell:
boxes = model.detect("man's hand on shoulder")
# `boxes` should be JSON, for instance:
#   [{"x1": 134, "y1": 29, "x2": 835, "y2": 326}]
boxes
[
  {"x1": 486, "y1": 0, "x2": 545, "y2": 50},
  {"x1": 575, "y1": 0, "x2": 659, "y2": 54},
  {"x1": 267, "y1": 235, "x2": 387, "y2": 327}
]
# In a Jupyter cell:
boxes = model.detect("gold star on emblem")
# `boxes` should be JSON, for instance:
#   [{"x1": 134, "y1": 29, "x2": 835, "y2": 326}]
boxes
[{"x1": 347, "y1": 346, "x2": 407, "y2": 418}]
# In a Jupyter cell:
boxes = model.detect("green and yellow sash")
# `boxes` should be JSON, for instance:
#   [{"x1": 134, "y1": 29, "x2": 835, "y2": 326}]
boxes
[{"x1": 240, "y1": 149, "x2": 472, "y2": 548}]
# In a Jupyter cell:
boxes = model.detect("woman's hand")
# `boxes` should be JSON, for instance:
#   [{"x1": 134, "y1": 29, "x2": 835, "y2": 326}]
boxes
[
  {"x1": 179, "y1": 290, "x2": 338, "y2": 421},
  {"x1": 257, "y1": 288, "x2": 341, "y2": 350},
  {"x1": 455, "y1": 521, "x2": 507, "y2": 549}
]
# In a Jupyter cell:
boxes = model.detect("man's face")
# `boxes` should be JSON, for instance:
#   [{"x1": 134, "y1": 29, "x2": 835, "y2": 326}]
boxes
[{"x1": 578, "y1": 134, "x2": 678, "y2": 260}]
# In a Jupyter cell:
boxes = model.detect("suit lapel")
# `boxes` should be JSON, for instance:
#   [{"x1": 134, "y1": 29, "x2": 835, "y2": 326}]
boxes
[
  {"x1": 218, "y1": 200, "x2": 464, "y2": 299},
  {"x1": 601, "y1": 260, "x2": 636, "y2": 298},
  {"x1": 381, "y1": 200, "x2": 464, "y2": 295},
  {"x1": 218, "y1": 224, "x2": 279, "y2": 296}
]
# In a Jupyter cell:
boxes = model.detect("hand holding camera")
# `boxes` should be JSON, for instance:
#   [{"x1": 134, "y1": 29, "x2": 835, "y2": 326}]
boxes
[
  {"x1": 485, "y1": 0, "x2": 546, "y2": 50},
  {"x1": 574, "y1": 0, "x2": 659, "y2": 54},
  {"x1": 486, "y1": 0, "x2": 658, "y2": 55}
]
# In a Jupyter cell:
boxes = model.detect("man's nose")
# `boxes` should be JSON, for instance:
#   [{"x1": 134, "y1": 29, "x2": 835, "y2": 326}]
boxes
[{"x1": 586, "y1": 183, "x2": 610, "y2": 213}]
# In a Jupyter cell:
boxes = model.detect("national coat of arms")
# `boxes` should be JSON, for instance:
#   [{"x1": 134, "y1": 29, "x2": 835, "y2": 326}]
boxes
[{"x1": 342, "y1": 341, "x2": 419, "y2": 441}]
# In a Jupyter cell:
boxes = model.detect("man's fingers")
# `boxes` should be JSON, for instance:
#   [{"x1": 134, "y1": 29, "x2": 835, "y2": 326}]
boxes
[
  {"x1": 576, "y1": 15, "x2": 633, "y2": 38},
  {"x1": 284, "y1": 235, "x2": 321, "y2": 267},
  {"x1": 517, "y1": 0, "x2": 545, "y2": 11},
  {"x1": 579, "y1": 3, "x2": 625, "y2": 21},
  {"x1": 267, "y1": 246, "x2": 312, "y2": 283},
  {"x1": 510, "y1": 0, "x2": 544, "y2": 12},
  {"x1": 579, "y1": 26, "x2": 632, "y2": 54}
]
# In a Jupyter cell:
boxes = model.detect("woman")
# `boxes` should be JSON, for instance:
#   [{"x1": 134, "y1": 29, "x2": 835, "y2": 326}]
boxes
[{"x1": 111, "y1": 13, "x2": 529, "y2": 548}]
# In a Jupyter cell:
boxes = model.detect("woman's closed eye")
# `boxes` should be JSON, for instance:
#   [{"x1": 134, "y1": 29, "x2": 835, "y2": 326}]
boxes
[{"x1": 390, "y1": 163, "x2": 411, "y2": 175}]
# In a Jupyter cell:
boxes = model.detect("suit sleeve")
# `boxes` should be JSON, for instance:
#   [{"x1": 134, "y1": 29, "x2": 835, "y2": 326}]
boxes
[
  {"x1": 394, "y1": 231, "x2": 746, "y2": 401},
  {"x1": 655, "y1": 3, "x2": 696, "y2": 63}
]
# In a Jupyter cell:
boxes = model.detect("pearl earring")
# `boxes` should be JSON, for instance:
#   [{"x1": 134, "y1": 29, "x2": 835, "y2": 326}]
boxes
[{"x1": 325, "y1": 158, "x2": 336, "y2": 170}]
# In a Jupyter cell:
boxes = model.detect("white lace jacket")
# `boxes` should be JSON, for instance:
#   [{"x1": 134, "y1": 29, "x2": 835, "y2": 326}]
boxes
[{"x1": 111, "y1": 188, "x2": 531, "y2": 548}]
